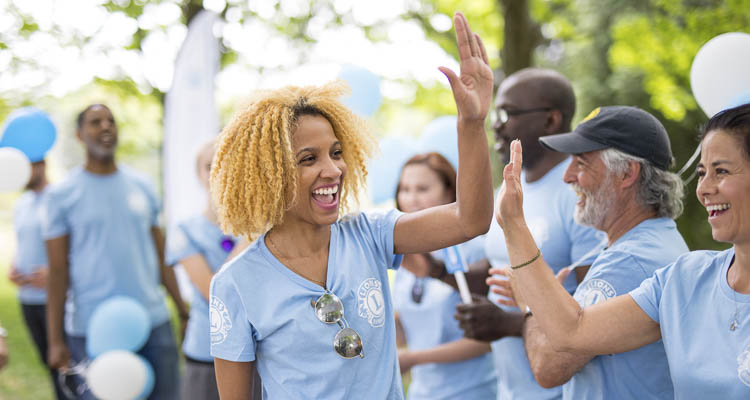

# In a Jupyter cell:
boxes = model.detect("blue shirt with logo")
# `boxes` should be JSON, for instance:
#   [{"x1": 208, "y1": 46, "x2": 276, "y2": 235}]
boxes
[
  {"x1": 485, "y1": 158, "x2": 603, "y2": 399},
  {"x1": 393, "y1": 236, "x2": 496, "y2": 400},
  {"x1": 42, "y1": 167, "x2": 169, "y2": 336},
  {"x1": 630, "y1": 248, "x2": 750, "y2": 399},
  {"x1": 210, "y1": 210, "x2": 405, "y2": 399},
  {"x1": 13, "y1": 188, "x2": 49, "y2": 305},
  {"x1": 167, "y1": 215, "x2": 239, "y2": 362},
  {"x1": 563, "y1": 217, "x2": 688, "y2": 400}
]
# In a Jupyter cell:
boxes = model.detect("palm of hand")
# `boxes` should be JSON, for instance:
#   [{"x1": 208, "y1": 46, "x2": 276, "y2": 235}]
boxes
[{"x1": 455, "y1": 58, "x2": 494, "y2": 120}]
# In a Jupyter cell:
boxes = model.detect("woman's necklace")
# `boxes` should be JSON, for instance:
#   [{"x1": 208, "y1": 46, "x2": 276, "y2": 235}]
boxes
[
  {"x1": 267, "y1": 232, "x2": 326, "y2": 287},
  {"x1": 729, "y1": 264, "x2": 740, "y2": 332}
]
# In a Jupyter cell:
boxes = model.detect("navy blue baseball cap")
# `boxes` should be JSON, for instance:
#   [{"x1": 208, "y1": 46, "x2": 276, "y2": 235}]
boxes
[{"x1": 539, "y1": 106, "x2": 673, "y2": 170}]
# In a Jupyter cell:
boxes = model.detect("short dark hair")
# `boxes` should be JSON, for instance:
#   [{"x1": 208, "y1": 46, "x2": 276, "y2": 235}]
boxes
[
  {"x1": 395, "y1": 152, "x2": 456, "y2": 211},
  {"x1": 700, "y1": 103, "x2": 750, "y2": 161},
  {"x1": 76, "y1": 104, "x2": 111, "y2": 129}
]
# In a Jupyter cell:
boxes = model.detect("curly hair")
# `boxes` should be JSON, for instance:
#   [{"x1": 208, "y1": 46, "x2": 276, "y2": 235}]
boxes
[{"x1": 210, "y1": 81, "x2": 376, "y2": 236}]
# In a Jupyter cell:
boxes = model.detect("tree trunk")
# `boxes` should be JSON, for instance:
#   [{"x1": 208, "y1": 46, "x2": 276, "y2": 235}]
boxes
[{"x1": 498, "y1": 0, "x2": 543, "y2": 77}]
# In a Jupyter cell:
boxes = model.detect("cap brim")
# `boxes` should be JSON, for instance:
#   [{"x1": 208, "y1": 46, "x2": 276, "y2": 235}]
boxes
[{"x1": 539, "y1": 132, "x2": 608, "y2": 155}]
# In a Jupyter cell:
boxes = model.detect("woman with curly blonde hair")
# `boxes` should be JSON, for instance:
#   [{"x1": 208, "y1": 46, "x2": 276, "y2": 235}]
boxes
[{"x1": 209, "y1": 12, "x2": 494, "y2": 399}]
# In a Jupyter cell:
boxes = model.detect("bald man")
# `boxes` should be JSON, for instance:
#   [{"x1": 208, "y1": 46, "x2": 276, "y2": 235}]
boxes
[{"x1": 454, "y1": 68, "x2": 603, "y2": 399}]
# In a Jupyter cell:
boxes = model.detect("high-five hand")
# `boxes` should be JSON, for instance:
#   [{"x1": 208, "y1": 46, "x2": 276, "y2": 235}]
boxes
[
  {"x1": 495, "y1": 139, "x2": 525, "y2": 231},
  {"x1": 439, "y1": 12, "x2": 493, "y2": 122}
]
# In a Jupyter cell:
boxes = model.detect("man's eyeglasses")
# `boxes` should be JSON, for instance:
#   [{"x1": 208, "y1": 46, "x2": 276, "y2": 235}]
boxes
[
  {"x1": 492, "y1": 107, "x2": 552, "y2": 127},
  {"x1": 311, "y1": 292, "x2": 364, "y2": 359}
]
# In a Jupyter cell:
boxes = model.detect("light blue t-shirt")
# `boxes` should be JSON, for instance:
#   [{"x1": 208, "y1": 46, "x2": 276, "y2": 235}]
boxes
[
  {"x1": 42, "y1": 167, "x2": 169, "y2": 336},
  {"x1": 630, "y1": 248, "x2": 750, "y2": 399},
  {"x1": 210, "y1": 210, "x2": 405, "y2": 399},
  {"x1": 563, "y1": 217, "x2": 688, "y2": 400},
  {"x1": 393, "y1": 236, "x2": 496, "y2": 400},
  {"x1": 485, "y1": 158, "x2": 603, "y2": 400},
  {"x1": 13, "y1": 188, "x2": 49, "y2": 305},
  {"x1": 167, "y1": 215, "x2": 239, "y2": 362}
]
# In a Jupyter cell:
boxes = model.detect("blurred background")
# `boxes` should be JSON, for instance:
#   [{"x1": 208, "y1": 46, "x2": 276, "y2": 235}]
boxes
[{"x1": 0, "y1": 0, "x2": 747, "y2": 397}]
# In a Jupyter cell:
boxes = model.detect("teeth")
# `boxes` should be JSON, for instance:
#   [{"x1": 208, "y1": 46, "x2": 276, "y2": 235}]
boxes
[
  {"x1": 706, "y1": 204, "x2": 730, "y2": 212},
  {"x1": 313, "y1": 186, "x2": 338, "y2": 195}
]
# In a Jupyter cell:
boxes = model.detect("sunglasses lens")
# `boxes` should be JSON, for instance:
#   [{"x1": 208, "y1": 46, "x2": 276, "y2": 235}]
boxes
[
  {"x1": 334, "y1": 327, "x2": 363, "y2": 359},
  {"x1": 314, "y1": 293, "x2": 344, "y2": 323}
]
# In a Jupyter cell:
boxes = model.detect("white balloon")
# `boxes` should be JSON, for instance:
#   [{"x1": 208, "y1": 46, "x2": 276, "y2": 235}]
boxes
[
  {"x1": 690, "y1": 32, "x2": 750, "y2": 117},
  {"x1": 0, "y1": 147, "x2": 31, "y2": 192},
  {"x1": 86, "y1": 350, "x2": 150, "y2": 400}
]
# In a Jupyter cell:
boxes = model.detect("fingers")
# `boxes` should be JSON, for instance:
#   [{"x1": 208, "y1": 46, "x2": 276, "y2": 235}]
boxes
[
  {"x1": 438, "y1": 66, "x2": 459, "y2": 93},
  {"x1": 511, "y1": 139, "x2": 523, "y2": 177},
  {"x1": 475, "y1": 33, "x2": 489, "y2": 65},
  {"x1": 453, "y1": 12, "x2": 472, "y2": 61},
  {"x1": 556, "y1": 267, "x2": 572, "y2": 284},
  {"x1": 494, "y1": 298, "x2": 517, "y2": 307},
  {"x1": 488, "y1": 268, "x2": 509, "y2": 277}
]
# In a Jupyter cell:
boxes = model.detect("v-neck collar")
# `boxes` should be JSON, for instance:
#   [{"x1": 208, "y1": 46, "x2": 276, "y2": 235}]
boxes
[{"x1": 260, "y1": 224, "x2": 338, "y2": 292}]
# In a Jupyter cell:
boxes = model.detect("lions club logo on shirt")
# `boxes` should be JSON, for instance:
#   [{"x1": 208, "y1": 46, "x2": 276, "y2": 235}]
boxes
[
  {"x1": 358, "y1": 278, "x2": 385, "y2": 327},
  {"x1": 738, "y1": 343, "x2": 750, "y2": 387},
  {"x1": 574, "y1": 278, "x2": 616, "y2": 308},
  {"x1": 210, "y1": 296, "x2": 232, "y2": 345}
]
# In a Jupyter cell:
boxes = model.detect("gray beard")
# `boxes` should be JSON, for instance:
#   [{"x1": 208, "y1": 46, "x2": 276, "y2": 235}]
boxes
[{"x1": 573, "y1": 174, "x2": 615, "y2": 229}]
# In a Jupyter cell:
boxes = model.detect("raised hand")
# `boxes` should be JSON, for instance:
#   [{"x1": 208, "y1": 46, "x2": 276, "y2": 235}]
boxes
[
  {"x1": 495, "y1": 139, "x2": 525, "y2": 231},
  {"x1": 439, "y1": 12, "x2": 493, "y2": 123}
]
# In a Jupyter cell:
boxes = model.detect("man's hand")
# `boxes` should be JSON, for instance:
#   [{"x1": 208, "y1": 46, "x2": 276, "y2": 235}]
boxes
[
  {"x1": 8, "y1": 264, "x2": 28, "y2": 286},
  {"x1": 455, "y1": 294, "x2": 522, "y2": 341},
  {"x1": 27, "y1": 267, "x2": 49, "y2": 289},
  {"x1": 48, "y1": 340, "x2": 71, "y2": 370}
]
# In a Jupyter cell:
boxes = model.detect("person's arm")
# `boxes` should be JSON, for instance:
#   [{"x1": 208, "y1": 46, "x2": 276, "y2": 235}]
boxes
[
  {"x1": 179, "y1": 254, "x2": 214, "y2": 301},
  {"x1": 523, "y1": 315, "x2": 593, "y2": 388},
  {"x1": 398, "y1": 338, "x2": 491, "y2": 374},
  {"x1": 394, "y1": 12, "x2": 494, "y2": 255},
  {"x1": 395, "y1": 313, "x2": 407, "y2": 348},
  {"x1": 454, "y1": 294, "x2": 524, "y2": 342},
  {"x1": 152, "y1": 227, "x2": 189, "y2": 321},
  {"x1": 214, "y1": 358, "x2": 256, "y2": 400},
  {"x1": 45, "y1": 236, "x2": 71, "y2": 369},
  {"x1": 8, "y1": 260, "x2": 28, "y2": 286},
  {"x1": 497, "y1": 140, "x2": 661, "y2": 355}
]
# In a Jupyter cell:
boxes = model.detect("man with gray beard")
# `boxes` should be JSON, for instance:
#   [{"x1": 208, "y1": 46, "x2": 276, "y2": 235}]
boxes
[{"x1": 490, "y1": 106, "x2": 689, "y2": 399}]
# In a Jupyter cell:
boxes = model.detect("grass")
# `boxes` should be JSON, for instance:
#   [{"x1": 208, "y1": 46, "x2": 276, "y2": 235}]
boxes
[{"x1": 0, "y1": 245, "x2": 55, "y2": 399}]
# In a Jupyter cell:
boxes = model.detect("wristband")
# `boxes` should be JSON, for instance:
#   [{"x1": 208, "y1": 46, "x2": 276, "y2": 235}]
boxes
[{"x1": 511, "y1": 249, "x2": 541, "y2": 270}]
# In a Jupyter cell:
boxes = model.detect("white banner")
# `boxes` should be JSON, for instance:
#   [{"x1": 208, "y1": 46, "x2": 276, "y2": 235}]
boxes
[{"x1": 163, "y1": 10, "x2": 220, "y2": 301}]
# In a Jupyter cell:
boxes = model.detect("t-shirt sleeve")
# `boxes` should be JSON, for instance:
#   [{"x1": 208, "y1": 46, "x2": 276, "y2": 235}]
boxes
[
  {"x1": 209, "y1": 271, "x2": 257, "y2": 362},
  {"x1": 629, "y1": 264, "x2": 670, "y2": 323},
  {"x1": 364, "y1": 209, "x2": 404, "y2": 269},
  {"x1": 41, "y1": 189, "x2": 69, "y2": 240},
  {"x1": 575, "y1": 251, "x2": 654, "y2": 309},
  {"x1": 166, "y1": 223, "x2": 201, "y2": 266}
]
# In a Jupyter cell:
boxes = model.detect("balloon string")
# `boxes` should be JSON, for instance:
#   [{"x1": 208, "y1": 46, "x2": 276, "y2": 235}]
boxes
[{"x1": 676, "y1": 143, "x2": 701, "y2": 176}]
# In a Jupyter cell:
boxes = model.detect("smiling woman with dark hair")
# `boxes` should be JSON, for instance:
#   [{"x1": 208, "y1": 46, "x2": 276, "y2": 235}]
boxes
[{"x1": 496, "y1": 103, "x2": 750, "y2": 399}]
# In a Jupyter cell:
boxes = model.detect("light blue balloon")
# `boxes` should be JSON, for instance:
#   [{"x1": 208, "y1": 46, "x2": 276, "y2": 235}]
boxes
[
  {"x1": 136, "y1": 356, "x2": 155, "y2": 400},
  {"x1": 368, "y1": 136, "x2": 419, "y2": 205},
  {"x1": 86, "y1": 296, "x2": 151, "y2": 358},
  {"x1": 0, "y1": 107, "x2": 56, "y2": 162},
  {"x1": 338, "y1": 65, "x2": 382, "y2": 117},
  {"x1": 724, "y1": 91, "x2": 750, "y2": 111},
  {"x1": 418, "y1": 116, "x2": 459, "y2": 169}
]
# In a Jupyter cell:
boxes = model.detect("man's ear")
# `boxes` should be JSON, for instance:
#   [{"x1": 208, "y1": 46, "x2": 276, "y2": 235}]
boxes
[
  {"x1": 544, "y1": 110, "x2": 563, "y2": 134},
  {"x1": 619, "y1": 160, "x2": 641, "y2": 189}
]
